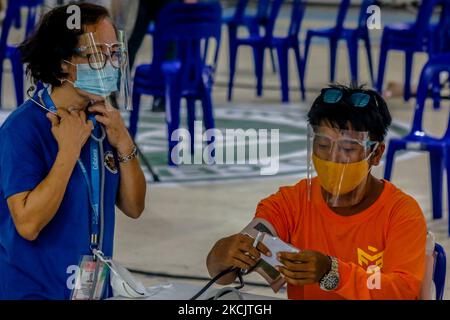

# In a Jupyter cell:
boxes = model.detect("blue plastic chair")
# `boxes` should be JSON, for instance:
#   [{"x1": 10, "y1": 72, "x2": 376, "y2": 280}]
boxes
[
  {"x1": 434, "y1": 243, "x2": 446, "y2": 300},
  {"x1": 129, "y1": 3, "x2": 222, "y2": 166},
  {"x1": 228, "y1": 0, "x2": 307, "y2": 103},
  {"x1": 376, "y1": 0, "x2": 450, "y2": 102},
  {"x1": 224, "y1": 0, "x2": 277, "y2": 75},
  {"x1": 0, "y1": 0, "x2": 42, "y2": 108},
  {"x1": 384, "y1": 54, "x2": 450, "y2": 224},
  {"x1": 303, "y1": 0, "x2": 375, "y2": 90}
]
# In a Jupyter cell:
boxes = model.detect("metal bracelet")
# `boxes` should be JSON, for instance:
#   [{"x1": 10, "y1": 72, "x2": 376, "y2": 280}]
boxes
[{"x1": 118, "y1": 145, "x2": 138, "y2": 163}]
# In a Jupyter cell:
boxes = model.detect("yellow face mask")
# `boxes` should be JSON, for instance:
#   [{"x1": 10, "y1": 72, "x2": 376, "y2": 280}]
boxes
[{"x1": 312, "y1": 154, "x2": 370, "y2": 195}]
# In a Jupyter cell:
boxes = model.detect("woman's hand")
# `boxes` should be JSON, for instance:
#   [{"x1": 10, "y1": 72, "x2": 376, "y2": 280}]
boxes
[
  {"x1": 276, "y1": 250, "x2": 331, "y2": 286},
  {"x1": 47, "y1": 109, "x2": 93, "y2": 159},
  {"x1": 88, "y1": 102, "x2": 134, "y2": 155}
]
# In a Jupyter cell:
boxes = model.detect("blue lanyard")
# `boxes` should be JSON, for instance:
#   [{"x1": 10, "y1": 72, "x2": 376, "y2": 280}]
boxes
[{"x1": 40, "y1": 88, "x2": 102, "y2": 250}]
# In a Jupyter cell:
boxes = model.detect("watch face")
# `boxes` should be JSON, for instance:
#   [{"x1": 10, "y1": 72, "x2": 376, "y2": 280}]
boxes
[{"x1": 322, "y1": 274, "x2": 340, "y2": 291}]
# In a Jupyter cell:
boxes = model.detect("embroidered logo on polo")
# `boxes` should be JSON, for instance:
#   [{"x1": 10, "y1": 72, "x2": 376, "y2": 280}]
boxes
[
  {"x1": 357, "y1": 246, "x2": 384, "y2": 269},
  {"x1": 104, "y1": 151, "x2": 118, "y2": 174}
]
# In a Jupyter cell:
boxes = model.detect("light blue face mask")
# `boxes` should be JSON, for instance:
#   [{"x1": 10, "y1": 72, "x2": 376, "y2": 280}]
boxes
[{"x1": 65, "y1": 61, "x2": 119, "y2": 97}]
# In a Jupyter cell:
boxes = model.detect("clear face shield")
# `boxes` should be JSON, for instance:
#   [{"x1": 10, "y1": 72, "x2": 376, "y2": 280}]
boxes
[
  {"x1": 306, "y1": 124, "x2": 379, "y2": 207},
  {"x1": 67, "y1": 30, "x2": 132, "y2": 110}
]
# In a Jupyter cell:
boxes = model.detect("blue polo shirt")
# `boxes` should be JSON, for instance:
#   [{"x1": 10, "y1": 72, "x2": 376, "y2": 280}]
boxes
[{"x1": 0, "y1": 94, "x2": 120, "y2": 300}]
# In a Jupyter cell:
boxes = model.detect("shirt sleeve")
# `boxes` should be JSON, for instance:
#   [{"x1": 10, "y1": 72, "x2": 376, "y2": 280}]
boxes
[
  {"x1": 334, "y1": 197, "x2": 427, "y2": 300},
  {"x1": 254, "y1": 184, "x2": 302, "y2": 243},
  {"x1": 0, "y1": 128, "x2": 46, "y2": 199}
]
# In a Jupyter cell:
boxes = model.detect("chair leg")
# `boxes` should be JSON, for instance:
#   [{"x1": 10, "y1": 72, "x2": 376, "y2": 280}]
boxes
[
  {"x1": 376, "y1": 38, "x2": 388, "y2": 93},
  {"x1": 270, "y1": 48, "x2": 277, "y2": 73},
  {"x1": 186, "y1": 98, "x2": 196, "y2": 154},
  {"x1": 277, "y1": 46, "x2": 289, "y2": 103},
  {"x1": 346, "y1": 37, "x2": 358, "y2": 86},
  {"x1": 404, "y1": 51, "x2": 414, "y2": 102},
  {"x1": 430, "y1": 150, "x2": 443, "y2": 219},
  {"x1": 293, "y1": 44, "x2": 306, "y2": 101},
  {"x1": 383, "y1": 143, "x2": 397, "y2": 181},
  {"x1": 166, "y1": 83, "x2": 182, "y2": 167},
  {"x1": 202, "y1": 87, "x2": 215, "y2": 164},
  {"x1": 431, "y1": 72, "x2": 442, "y2": 110},
  {"x1": 128, "y1": 89, "x2": 141, "y2": 140},
  {"x1": 0, "y1": 57, "x2": 4, "y2": 109},
  {"x1": 253, "y1": 46, "x2": 265, "y2": 97},
  {"x1": 329, "y1": 38, "x2": 338, "y2": 83},
  {"x1": 227, "y1": 26, "x2": 238, "y2": 101},
  {"x1": 302, "y1": 33, "x2": 313, "y2": 94},
  {"x1": 364, "y1": 34, "x2": 375, "y2": 86}
]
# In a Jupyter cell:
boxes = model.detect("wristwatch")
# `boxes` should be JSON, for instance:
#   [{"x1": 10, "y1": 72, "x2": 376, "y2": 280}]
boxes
[{"x1": 319, "y1": 256, "x2": 340, "y2": 291}]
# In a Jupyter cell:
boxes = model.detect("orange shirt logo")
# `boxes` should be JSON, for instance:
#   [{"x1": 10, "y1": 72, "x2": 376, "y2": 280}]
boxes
[{"x1": 357, "y1": 246, "x2": 384, "y2": 269}]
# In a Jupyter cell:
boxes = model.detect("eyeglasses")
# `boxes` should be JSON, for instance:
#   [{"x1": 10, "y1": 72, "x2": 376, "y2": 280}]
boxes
[
  {"x1": 75, "y1": 43, "x2": 128, "y2": 70},
  {"x1": 322, "y1": 88, "x2": 379, "y2": 108}
]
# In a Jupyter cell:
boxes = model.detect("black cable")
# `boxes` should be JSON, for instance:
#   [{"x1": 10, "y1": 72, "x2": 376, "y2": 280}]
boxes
[
  {"x1": 135, "y1": 143, "x2": 160, "y2": 182},
  {"x1": 189, "y1": 267, "x2": 240, "y2": 300}
]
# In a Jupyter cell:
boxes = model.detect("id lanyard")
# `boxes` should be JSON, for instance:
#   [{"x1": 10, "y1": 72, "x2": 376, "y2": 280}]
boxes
[{"x1": 40, "y1": 88, "x2": 103, "y2": 251}]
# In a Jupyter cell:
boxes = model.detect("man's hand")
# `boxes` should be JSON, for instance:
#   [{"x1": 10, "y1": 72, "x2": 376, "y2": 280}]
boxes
[
  {"x1": 276, "y1": 250, "x2": 332, "y2": 286},
  {"x1": 213, "y1": 234, "x2": 272, "y2": 271}
]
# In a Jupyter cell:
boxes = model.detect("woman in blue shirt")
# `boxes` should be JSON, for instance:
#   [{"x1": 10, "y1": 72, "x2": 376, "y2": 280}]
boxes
[{"x1": 0, "y1": 3, "x2": 146, "y2": 299}]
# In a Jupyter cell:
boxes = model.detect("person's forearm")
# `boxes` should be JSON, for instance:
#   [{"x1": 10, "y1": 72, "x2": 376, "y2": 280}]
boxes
[
  {"x1": 207, "y1": 240, "x2": 239, "y2": 285},
  {"x1": 117, "y1": 157, "x2": 146, "y2": 219},
  {"x1": 9, "y1": 150, "x2": 78, "y2": 240}
]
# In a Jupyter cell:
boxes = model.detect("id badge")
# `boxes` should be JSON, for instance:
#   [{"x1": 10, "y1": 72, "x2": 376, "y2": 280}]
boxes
[{"x1": 70, "y1": 255, "x2": 109, "y2": 300}]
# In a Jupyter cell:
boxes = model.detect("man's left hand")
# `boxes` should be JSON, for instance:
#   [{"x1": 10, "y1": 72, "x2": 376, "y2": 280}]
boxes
[{"x1": 276, "y1": 250, "x2": 332, "y2": 286}]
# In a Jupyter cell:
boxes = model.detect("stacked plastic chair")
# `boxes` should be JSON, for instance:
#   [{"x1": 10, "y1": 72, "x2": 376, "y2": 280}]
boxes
[
  {"x1": 0, "y1": 0, "x2": 42, "y2": 108},
  {"x1": 128, "y1": 2, "x2": 222, "y2": 166},
  {"x1": 302, "y1": 0, "x2": 376, "y2": 91},
  {"x1": 376, "y1": 0, "x2": 450, "y2": 102},
  {"x1": 228, "y1": 0, "x2": 307, "y2": 103},
  {"x1": 384, "y1": 54, "x2": 450, "y2": 233}
]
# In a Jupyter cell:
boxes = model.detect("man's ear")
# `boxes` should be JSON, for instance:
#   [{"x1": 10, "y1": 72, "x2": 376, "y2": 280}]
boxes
[{"x1": 370, "y1": 142, "x2": 385, "y2": 166}]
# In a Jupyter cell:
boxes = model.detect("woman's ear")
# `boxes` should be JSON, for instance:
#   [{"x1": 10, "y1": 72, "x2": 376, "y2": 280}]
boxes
[
  {"x1": 370, "y1": 142, "x2": 385, "y2": 166},
  {"x1": 60, "y1": 60, "x2": 70, "y2": 73}
]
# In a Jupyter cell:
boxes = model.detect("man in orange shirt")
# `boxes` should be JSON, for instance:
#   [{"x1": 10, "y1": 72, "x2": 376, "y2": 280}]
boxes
[{"x1": 206, "y1": 85, "x2": 427, "y2": 300}]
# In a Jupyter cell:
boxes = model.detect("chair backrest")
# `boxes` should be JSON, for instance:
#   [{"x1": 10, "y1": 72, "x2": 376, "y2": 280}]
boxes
[
  {"x1": 410, "y1": 54, "x2": 450, "y2": 136},
  {"x1": 153, "y1": 3, "x2": 222, "y2": 90},
  {"x1": 0, "y1": 0, "x2": 42, "y2": 53},
  {"x1": 432, "y1": 0, "x2": 450, "y2": 53},
  {"x1": 261, "y1": 0, "x2": 285, "y2": 40},
  {"x1": 433, "y1": 243, "x2": 446, "y2": 300},
  {"x1": 256, "y1": 0, "x2": 271, "y2": 24},
  {"x1": 287, "y1": 0, "x2": 306, "y2": 38},
  {"x1": 334, "y1": 0, "x2": 351, "y2": 30},
  {"x1": 229, "y1": 0, "x2": 249, "y2": 24},
  {"x1": 357, "y1": 0, "x2": 377, "y2": 30},
  {"x1": 413, "y1": 0, "x2": 448, "y2": 39}
]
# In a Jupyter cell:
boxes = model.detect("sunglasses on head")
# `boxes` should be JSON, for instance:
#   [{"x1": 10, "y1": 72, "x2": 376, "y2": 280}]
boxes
[{"x1": 321, "y1": 88, "x2": 379, "y2": 108}]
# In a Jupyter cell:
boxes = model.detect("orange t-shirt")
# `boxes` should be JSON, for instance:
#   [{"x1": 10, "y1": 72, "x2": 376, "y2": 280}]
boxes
[{"x1": 255, "y1": 178, "x2": 427, "y2": 300}]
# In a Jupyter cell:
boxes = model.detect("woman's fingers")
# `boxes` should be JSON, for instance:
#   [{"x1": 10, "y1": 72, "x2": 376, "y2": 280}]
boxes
[
  {"x1": 88, "y1": 104, "x2": 109, "y2": 115},
  {"x1": 95, "y1": 115, "x2": 111, "y2": 126},
  {"x1": 46, "y1": 112, "x2": 59, "y2": 127}
]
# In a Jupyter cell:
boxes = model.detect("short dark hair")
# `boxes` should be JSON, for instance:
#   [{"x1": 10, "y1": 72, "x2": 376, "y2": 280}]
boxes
[
  {"x1": 307, "y1": 84, "x2": 392, "y2": 142},
  {"x1": 19, "y1": 2, "x2": 110, "y2": 87}
]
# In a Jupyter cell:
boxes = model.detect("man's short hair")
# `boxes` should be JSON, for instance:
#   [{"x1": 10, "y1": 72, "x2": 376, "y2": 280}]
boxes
[{"x1": 307, "y1": 84, "x2": 392, "y2": 142}]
